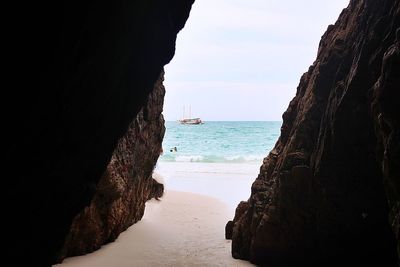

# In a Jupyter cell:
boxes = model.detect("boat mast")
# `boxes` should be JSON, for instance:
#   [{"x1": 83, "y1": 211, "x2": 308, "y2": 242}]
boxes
[
  {"x1": 189, "y1": 105, "x2": 191, "y2": 119},
  {"x1": 182, "y1": 105, "x2": 185, "y2": 120}
]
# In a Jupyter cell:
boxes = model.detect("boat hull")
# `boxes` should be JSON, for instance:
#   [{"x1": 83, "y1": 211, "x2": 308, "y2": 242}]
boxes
[{"x1": 179, "y1": 118, "x2": 203, "y2": 125}]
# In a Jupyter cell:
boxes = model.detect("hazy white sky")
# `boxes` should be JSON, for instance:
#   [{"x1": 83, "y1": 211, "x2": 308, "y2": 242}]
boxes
[{"x1": 163, "y1": 0, "x2": 349, "y2": 121}]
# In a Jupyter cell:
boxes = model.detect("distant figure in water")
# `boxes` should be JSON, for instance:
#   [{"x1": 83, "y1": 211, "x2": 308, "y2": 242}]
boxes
[{"x1": 170, "y1": 146, "x2": 177, "y2": 152}]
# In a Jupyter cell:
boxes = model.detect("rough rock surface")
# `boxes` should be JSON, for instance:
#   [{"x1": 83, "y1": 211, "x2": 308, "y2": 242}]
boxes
[
  {"x1": 4, "y1": 1, "x2": 194, "y2": 266},
  {"x1": 228, "y1": 0, "x2": 400, "y2": 266},
  {"x1": 57, "y1": 71, "x2": 166, "y2": 261}
]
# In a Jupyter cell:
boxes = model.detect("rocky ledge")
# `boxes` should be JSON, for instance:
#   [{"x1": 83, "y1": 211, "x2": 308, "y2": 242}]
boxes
[
  {"x1": 227, "y1": 0, "x2": 399, "y2": 266},
  {"x1": 5, "y1": 1, "x2": 194, "y2": 266},
  {"x1": 56, "y1": 71, "x2": 166, "y2": 262}
]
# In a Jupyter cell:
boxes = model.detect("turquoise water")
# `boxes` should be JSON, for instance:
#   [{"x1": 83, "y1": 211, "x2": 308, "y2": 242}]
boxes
[{"x1": 160, "y1": 121, "x2": 281, "y2": 164}]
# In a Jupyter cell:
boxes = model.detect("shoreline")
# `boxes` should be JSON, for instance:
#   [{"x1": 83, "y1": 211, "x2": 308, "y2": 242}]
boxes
[{"x1": 155, "y1": 161, "x2": 259, "y2": 210}]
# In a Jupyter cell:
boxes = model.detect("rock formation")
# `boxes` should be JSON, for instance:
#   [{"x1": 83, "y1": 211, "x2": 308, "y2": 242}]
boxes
[
  {"x1": 57, "y1": 71, "x2": 166, "y2": 262},
  {"x1": 5, "y1": 1, "x2": 194, "y2": 266},
  {"x1": 227, "y1": 0, "x2": 399, "y2": 266}
]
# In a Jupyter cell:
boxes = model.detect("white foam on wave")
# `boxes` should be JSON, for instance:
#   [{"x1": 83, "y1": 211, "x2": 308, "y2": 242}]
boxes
[
  {"x1": 166, "y1": 154, "x2": 265, "y2": 163},
  {"x1": 175, "y1": 155, "x2": 204, "y2": 162},
  {"x1": 224, "y1": 155, "x2": 264, "y2": 162}
]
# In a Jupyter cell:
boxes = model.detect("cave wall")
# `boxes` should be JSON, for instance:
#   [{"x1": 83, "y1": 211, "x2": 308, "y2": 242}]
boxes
[
  {"x1": 57, "y1": 71, "x2": 166, "y2": 262},
  {"x1": 227, "y1": 0, "x2": 399, "y2": 266},
  {"x1": 5, "y1": 1, "x2": 194, "y2": 266}
]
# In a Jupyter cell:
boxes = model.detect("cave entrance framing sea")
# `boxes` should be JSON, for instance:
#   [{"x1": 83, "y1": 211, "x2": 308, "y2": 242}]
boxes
[{"x1": 8, "y1": 0, "x2": 399, "y2": 266}]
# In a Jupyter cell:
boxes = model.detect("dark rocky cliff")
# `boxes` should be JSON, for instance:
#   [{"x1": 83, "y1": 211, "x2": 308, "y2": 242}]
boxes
[
  {"x1": 57, "y1": 71, "x2": 166, "y2": 262},
  {"x1": 227, "y1": 0, "x2": 399, "y2": 266},
  {"x1": 5, "y1": 1, "x2": 194, "y2": 266}
]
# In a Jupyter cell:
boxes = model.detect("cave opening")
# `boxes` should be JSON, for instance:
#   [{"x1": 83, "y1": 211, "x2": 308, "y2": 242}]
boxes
[{"x1": 157, "y1": 0, "x2": 350, "y2": 215}]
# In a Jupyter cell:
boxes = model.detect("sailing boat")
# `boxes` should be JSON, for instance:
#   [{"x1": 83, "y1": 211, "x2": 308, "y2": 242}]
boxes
[{"x1": 179, "y1": 105, "x2": 203, "y2": 125}]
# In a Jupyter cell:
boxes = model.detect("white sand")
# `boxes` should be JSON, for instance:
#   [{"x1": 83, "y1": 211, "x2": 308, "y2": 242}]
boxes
[
  {"x1": 55, "y1": 162, "x2": 259, "y2": 267},
  {"x1": 155, "y1": 162, "x2": 259, "y2": 211}
]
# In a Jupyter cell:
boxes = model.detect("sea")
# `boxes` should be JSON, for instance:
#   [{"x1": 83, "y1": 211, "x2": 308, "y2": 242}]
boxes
[
  {"x1": 155, "y1": 121, "x2": 282, "y2": 208},
  {"x1": 159, "y1": 121, "x2": 281, "y2": 164}
]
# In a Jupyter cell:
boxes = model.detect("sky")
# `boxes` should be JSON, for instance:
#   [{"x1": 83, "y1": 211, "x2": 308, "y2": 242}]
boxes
[{"x1": 163, "y1": 0, "x2": 350, "y2": 121}]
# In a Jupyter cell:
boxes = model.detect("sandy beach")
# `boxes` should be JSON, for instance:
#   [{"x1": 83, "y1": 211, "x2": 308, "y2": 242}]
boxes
[{"x1": 55, "y1": 162, "x2": 259, "y2": 267}]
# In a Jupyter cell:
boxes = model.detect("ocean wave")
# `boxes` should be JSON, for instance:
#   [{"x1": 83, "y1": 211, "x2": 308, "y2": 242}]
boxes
[
  {"x1": 175, "y1": 155, "x2": 204, "y2": 162},
  {"x1": 224, "y1": 155, "x2": 263, "y2": 162},
  {"x1": 160, "y1": 154, "x2": 264, "y2": 163}
]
